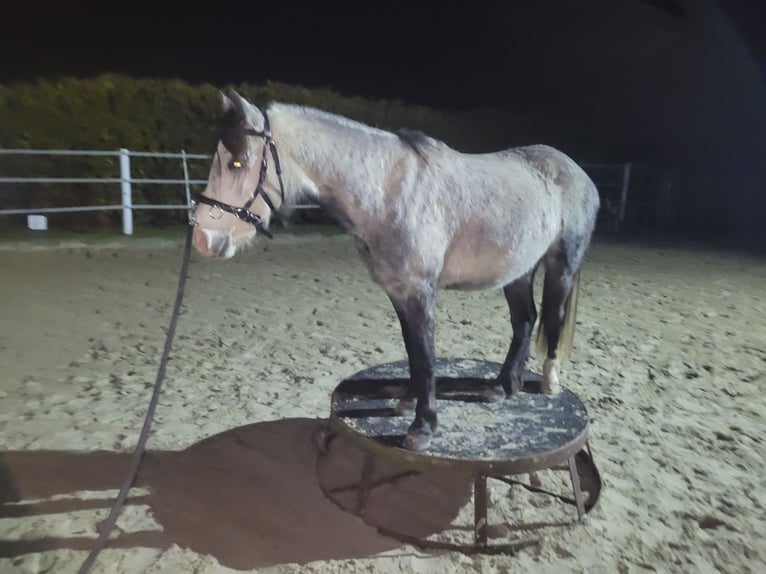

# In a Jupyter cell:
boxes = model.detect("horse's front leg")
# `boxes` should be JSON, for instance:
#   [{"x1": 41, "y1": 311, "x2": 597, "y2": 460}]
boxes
[{"x1": 389, "y1": 284, "x2": 438, "y2": 452}]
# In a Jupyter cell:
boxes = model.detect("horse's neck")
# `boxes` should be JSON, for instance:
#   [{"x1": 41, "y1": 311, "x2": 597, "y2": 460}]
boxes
[{"x1": 270, "y1": 105, "x2": 402, "y2": 223}]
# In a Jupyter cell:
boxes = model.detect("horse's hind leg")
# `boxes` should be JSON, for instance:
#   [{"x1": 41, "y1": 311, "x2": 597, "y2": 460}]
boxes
[
  {"x1": 388, "y1": 283, "x2": 438, "y2": 452},
  {"x1": 494, "y1": 267, "x2": 538, "y2": 398},
  {"x1": 537, "y1": 239, "x2": 585, "y2": 395}
]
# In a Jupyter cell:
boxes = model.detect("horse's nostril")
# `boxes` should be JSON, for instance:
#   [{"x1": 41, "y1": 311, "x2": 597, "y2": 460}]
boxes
[{"x1": 192, "y1": 227, "x2": 212, "y2": 257}]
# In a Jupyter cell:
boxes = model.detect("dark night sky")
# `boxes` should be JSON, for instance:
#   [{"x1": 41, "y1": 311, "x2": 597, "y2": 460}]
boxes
[
  {"x1": 1, "y1": 0, "x2": 762, "y2": 111},
  {"x1": 0, "y1": 1, "x2": 531, "y2": 109}
]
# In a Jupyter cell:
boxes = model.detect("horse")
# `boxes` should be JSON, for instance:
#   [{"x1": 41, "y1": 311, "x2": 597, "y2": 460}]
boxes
[{"x1": 191, "y1": 89, "x2": 600, "y2": 452}]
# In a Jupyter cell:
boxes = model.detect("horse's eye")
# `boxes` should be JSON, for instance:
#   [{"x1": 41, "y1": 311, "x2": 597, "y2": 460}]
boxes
[{"x1": 229, "y1": 160, "x2": 243, "y2": 170}]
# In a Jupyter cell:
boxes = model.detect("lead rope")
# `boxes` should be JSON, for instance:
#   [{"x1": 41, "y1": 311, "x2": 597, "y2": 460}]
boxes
[{"x1": 77, "y1": 224, "x2": 194, "y2": 574}]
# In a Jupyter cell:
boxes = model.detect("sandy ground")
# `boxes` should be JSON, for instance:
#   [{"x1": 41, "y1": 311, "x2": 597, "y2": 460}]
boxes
[{"x1": 0, "y1": 230, "x2": 764, "y2": 573}]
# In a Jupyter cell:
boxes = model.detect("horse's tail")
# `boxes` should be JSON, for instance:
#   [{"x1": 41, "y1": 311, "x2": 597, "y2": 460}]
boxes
[{"x1": 535, "y1": 270, "x2": 581, "y2": 363}]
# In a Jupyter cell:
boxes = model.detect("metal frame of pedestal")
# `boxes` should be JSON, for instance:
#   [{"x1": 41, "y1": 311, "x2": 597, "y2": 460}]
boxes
[{"x1": 319, "y1": 358, "x2": 602, "y2": 553}]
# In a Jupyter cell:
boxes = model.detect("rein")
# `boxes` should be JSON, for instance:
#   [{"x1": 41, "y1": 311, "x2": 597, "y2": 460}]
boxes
[
  {"x1": 79, "y1": 111, "x2": 285, "y2": 572},
  {"x1": 78, "y1": 223, "x2": 195, "y2": 574},
  {"x1": 194, "y1": 110, "x2": 286, "y2": 239}
]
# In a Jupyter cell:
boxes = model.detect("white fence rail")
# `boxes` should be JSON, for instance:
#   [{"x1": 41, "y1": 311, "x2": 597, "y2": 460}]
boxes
[
  {"x1": 0, "y1": 148, "x2": 211, "y2": 235},
  {"x1": 0, "y1": 148, "x2": 632, "y2": 234}
]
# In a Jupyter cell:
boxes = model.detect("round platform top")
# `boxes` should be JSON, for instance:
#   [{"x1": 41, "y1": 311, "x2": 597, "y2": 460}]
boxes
[{"x1": 328, "y1": 358, "x2": 590, "y2": 475}]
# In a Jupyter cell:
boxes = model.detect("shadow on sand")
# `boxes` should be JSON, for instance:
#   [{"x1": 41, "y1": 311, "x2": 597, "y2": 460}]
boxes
[{"x1": 0, "y1": 418, "x2": 474, "y2": 570}]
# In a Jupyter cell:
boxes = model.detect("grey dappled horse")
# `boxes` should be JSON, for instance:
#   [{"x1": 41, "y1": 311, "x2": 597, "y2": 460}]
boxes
[{"x1": 192, "y1": 90, "x2": 599, "y2": 451}]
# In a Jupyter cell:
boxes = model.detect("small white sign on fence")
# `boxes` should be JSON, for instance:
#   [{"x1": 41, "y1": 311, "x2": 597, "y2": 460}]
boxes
[{"x1": 27, "y1": 214, "x2": 48, "y2": 231}]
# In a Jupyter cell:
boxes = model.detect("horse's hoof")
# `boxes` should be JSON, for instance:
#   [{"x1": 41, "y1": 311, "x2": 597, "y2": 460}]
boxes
[
  {"x1": 395, "y1": 397, "x2": 416, "y2": 414},
  {"x1": 402, "y1": 412, "x2": 437, "y2": 451},
  {"x1": 480, "y1": 385, "x2": 506, "y2": 402},
  {"x1": 402, "y1": 431, "x2": 432, "y2": 452}
]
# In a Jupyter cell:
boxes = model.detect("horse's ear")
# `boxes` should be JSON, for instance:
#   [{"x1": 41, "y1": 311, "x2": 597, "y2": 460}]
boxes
[
  {"x1": 228, "y1": 89, "x2": 252, "y2": 112},
  {"x1": 220, "y1": 91, "x2": 234, "y2": 112},
  {"x1": 226, "y1": 89, "x2": 261, "y2": 127}
]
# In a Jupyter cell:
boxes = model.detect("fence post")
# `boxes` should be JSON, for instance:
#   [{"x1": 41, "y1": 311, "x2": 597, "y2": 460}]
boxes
[
  {"x1": 618, "y1": 162, "x2": 632, "y2": 229},
  {"x1": 181, "y1": 149, "x2": 192, "y2": 212},
  {"x1": 120, "y1": 148, "x2": 133, "y2": 235}
]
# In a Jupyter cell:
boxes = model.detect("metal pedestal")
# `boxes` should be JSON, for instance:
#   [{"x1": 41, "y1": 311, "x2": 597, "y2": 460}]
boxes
[{"x1": 318, "y1": 358, "x2": 602, "y2": 553}]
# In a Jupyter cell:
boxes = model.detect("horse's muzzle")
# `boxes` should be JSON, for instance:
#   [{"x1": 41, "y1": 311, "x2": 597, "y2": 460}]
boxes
[{"x1": 192, "y1": 227, "x2": 231, "y2": 258}]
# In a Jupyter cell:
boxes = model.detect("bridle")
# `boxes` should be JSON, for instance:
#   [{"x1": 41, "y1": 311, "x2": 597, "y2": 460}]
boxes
[{"x1": 192, "y1": 110, "x2": 286, "y2": 239}]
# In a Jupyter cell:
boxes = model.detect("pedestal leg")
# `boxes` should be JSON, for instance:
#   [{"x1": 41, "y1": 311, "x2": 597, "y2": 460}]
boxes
[
  {"x1": 474, "y1": 474, "x2": 488, "y2": 547},
  {"x1": 568, "y1": 455, "x2": 586, "y2": 522}
]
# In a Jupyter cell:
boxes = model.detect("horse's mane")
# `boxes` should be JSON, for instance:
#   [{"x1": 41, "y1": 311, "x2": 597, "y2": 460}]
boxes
[
  {"x1": 268, "y1": 103, "x2": 433, "y2": 162},
  {"x1": 395, "y1": 129, "x2": 430, "y2": 164},
  {"x1": 269, "y1": 103, "x2": 389, "y2": 137}
]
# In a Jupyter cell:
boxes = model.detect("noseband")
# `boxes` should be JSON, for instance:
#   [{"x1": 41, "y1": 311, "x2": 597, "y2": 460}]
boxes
[{"x1": 193, "y1": 110, "x2": 286, "y2": 240}]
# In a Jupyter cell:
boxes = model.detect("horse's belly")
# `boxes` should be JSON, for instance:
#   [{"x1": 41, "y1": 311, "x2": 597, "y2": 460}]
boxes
[
  {"x1": 439, "y1": 247, "x2": 532, "y2": 290},
  {"x1": 439, "y1": 257, "x2": 508, "y2": 290},
  {"x1": 439, "y1": 228, "x2": 553, "y2": 290}
]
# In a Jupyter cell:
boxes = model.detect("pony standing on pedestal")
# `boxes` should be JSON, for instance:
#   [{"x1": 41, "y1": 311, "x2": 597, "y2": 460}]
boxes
[{"x1": 192, "y1": 90, "x2": 599, "y2": 451}]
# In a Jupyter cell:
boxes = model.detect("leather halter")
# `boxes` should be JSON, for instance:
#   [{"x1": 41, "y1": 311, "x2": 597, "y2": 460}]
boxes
[{"x1": 193, "y1": 110, "x2": 286, "y2": 239}]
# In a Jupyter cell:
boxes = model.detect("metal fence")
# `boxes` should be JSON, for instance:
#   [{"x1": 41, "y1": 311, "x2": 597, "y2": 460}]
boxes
[
  {"x1": 0, "y1": 148, "x2": 210, "y2": 234},
  {"x1": 0, "y1": 148, "x2": 633, "y2": 234}
]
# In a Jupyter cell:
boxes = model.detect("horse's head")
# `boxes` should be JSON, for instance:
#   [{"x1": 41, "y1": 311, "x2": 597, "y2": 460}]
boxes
[{"x1": 192, "y1": 89, "x2": 282, "y2": 259}]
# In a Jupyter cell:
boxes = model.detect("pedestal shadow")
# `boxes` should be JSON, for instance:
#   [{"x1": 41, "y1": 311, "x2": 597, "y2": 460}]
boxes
[{"x1": 0, "y1": 418, "x2": 473, "y2": 570}]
